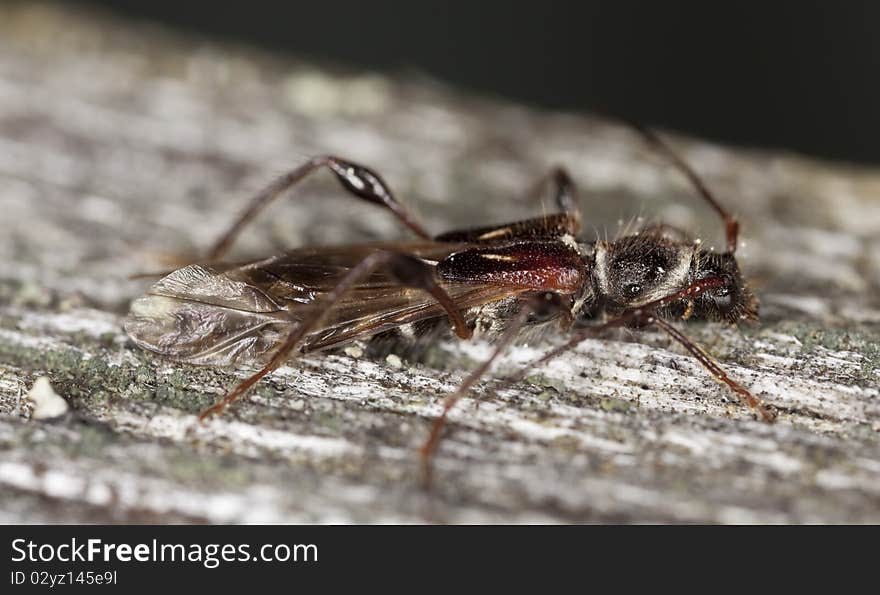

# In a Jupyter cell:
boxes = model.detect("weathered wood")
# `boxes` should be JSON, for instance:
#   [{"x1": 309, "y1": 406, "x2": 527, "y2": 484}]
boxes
[{"x1": 1, "y1": 3, "x2": 879, "y2": 523}]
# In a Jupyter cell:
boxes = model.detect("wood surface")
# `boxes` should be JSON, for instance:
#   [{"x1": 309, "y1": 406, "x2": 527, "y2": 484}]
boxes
[{"x1": 1, "y1": 2, "x2": 879, "y2": 523}]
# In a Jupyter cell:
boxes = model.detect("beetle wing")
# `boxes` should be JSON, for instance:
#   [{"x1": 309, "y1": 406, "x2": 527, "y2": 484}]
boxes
[
  {"x1": 124, "y1": 262, "x2": 293, "y2": 366},
  {"x1": 124, "y1": 241, "x2": 533, "y2": 366}
]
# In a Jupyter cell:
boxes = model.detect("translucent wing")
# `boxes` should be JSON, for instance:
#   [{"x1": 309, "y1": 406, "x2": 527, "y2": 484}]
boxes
[{"x1": 124, "y1": 241, "x2": 532, "y2": 366}]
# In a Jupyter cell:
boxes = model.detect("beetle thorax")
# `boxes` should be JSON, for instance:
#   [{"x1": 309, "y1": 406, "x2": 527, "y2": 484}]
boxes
[{"x1": 591, "y1": 235, "x2": 696, "y2": 312}]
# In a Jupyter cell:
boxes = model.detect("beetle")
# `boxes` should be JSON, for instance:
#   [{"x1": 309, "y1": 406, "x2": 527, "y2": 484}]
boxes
[{"x1": 125, "y1": 126, "x2": 773, "y2": 481}]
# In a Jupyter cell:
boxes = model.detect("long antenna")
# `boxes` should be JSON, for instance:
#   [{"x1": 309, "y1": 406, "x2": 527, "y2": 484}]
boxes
[{"x1": 632, "y1": 124, "x2": 740, "y2": 253}]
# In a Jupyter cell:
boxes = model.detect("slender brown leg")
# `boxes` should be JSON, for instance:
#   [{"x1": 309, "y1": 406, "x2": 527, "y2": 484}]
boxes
[
  {"x1": 419, "y1": 292, "x2": 572, "y2": 488},
  {"x1": 525, "y1": 166, "x2": 581, "y2": 219},
  {"x1": 632, "y1": 125, "x2": 740, "y2": 254},
  {"x1": 198, "y1": 251, "x2": 471, "y2": 420},
  {"x1": 206, "y1": 156, "x2": 431, "y2": 261},
  {"x1": 505, "y1": 276, "x2": 774, "y2": 421},
  {"x1": 433, "y1": 167, "x2": 582, "y2": 243},
  {"x1": 651, "y1": 318, "x2": 774, "y2": 421}
]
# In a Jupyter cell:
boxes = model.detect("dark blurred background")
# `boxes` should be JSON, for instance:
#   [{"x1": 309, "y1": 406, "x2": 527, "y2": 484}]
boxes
[{"x1": 73, "y1": 1, "x2": 880, "y2": 164}]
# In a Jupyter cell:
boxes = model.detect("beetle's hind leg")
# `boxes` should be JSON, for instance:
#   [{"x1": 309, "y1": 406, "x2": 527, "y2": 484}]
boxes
[
  {"x1": 133, "y1": 156, "x2": 431, "y2": 279},
  {"x1": 206, "y1": 156, "x2": 431, "y2": 261},
  {"x1": 198, "y1": 250, "x2": 472, "y2": 420}
]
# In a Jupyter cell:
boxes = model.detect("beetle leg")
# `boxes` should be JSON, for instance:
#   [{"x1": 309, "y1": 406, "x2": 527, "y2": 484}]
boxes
[
  {"x1": 434, "y1": 167, "x2": 581, "y2": 243},
  {"x1": 198, "y1": 250, "x2": 470, "y2": 420},
  {"x1": 206, "y1": 155, "x2": 431, "y2": 261},
  {"x1": 524, "y1": 165, "x2": 581, "y2": 220},
  {"x1": 650, "y1": 317, "x2": 774, "y2": 421},
  {"x1": 505, "y1": 276, "x2": 774, "y2": 422},
  {"x1": 419, "y1": 292, "x2": 572, "y2": 488}
]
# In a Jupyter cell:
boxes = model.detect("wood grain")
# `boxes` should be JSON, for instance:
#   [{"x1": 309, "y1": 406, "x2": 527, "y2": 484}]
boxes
[{"x1": 1, "y1": 2, "x2": 879, "y2": 523}]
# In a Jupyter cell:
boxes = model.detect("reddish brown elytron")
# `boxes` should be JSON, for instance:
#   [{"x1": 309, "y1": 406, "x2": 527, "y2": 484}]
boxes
[
  {"x1": 437, "y1": 243, "x2": 587, "y2": 292},
  {"x1": 125, "y1": 130, "x2": 773, "y2": 486}
]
